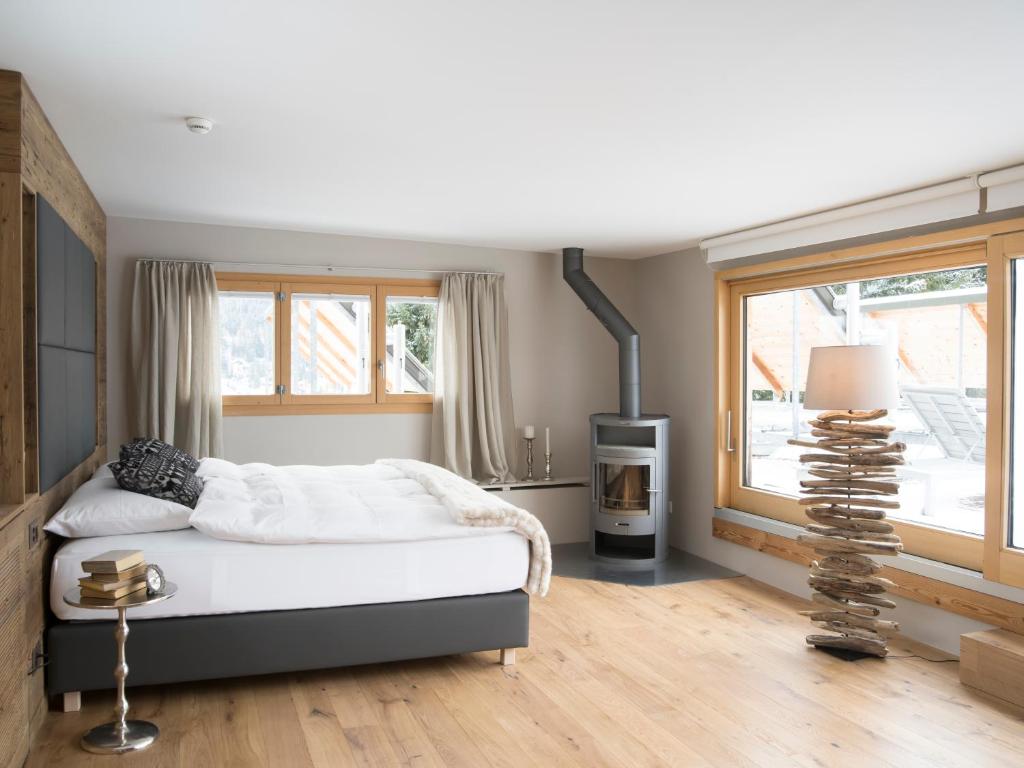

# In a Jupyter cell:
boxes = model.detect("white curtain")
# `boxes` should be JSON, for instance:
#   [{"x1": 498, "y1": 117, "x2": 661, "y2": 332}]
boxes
[
  {"x1": 130, "y1": 260, "x2": 223, "y2": 458},
  {"x1": 430, "y1": 273, "x2": 518, "y2": 483}
]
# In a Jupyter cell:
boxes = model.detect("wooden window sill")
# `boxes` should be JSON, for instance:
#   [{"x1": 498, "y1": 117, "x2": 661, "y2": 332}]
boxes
[
  {"x1": 712, "y1": 508, "x2": 1024, "y2": 634},
  {"x1": 223, "y1": 402, "x2": 432, "y2": 417}
]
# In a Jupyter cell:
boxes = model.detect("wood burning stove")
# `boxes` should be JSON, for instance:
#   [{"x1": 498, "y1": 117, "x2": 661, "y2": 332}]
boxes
[
  {"x1": 563, "y1": 246, "x2": 671, "y2": 568},
  {"x1": 590, "y1": 414, "x2": 670, "y2": 566}
]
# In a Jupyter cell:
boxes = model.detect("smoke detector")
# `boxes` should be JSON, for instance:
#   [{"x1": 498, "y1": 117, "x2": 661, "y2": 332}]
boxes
[{"x1": 185, "y1": 117, "x2": 213, "y2": 135}]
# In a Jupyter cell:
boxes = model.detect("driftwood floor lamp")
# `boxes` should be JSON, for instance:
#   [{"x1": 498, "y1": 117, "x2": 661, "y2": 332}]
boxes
[{"x1": 792, "y1": 345, "x2": 904, "y2": 658}]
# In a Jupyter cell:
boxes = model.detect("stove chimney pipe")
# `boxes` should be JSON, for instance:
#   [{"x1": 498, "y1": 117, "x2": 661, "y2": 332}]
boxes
[{"x1": 562, "y1": 247, "x2": 641, "y2": 419}]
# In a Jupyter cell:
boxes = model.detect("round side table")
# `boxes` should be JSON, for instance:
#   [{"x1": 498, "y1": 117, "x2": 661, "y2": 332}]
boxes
[{"x1": 63, "y1": 582, "x2": 177, "y2": 754}]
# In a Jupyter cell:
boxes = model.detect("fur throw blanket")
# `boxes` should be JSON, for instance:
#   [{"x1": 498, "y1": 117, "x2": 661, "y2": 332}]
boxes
[{"x1": 378, "y1": 459, "x2": 552, "y2": 596}]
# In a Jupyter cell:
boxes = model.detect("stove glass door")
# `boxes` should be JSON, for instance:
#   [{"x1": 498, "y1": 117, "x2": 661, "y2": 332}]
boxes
[{"x1": 598, "y1": 460, "x2": 653, "y2": 517}]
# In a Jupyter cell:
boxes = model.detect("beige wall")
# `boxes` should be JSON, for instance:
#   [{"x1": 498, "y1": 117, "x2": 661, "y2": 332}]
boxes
[
  {"x1": 107, "y1": 217, "x2": 639, "y2": 479},
  {"x1": 633, "y1": 246, "x2": 992, "y2": 655}
]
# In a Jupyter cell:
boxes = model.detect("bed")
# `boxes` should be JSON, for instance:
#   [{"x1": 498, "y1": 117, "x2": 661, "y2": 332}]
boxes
[{"x1": 46, "y1": 457, "x2": 548, "y2": 707}]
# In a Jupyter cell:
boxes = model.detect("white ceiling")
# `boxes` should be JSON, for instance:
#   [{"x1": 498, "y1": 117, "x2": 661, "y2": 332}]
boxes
[{"x1": 2, "y1": 1, "x2": 1023, "y2": 258}]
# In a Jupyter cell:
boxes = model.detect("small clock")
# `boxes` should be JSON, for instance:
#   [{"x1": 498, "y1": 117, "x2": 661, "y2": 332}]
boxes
[{"x1": 145, "y1": 564, "x2": 166, "y2": 595}]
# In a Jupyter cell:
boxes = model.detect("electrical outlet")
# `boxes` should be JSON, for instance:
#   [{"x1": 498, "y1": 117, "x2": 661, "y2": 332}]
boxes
[
  {"x1": 29, "y1": 638, "x2": 46, "y2": 675},
  {"x1": 28, "y1": 520, "x2": 39, "y2": 549}
]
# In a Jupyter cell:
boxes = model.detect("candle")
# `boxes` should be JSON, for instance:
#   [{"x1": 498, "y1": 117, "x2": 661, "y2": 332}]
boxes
[
  {"x1": 523, "y1": 425, "x2": 535, "y2": 439},
  {"x1": 545, "y1": 427, "x2": 550, "y2": 453}
]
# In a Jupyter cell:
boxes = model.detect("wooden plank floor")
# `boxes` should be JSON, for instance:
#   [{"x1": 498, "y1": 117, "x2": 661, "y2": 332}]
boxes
[{"x1": 29, "y1": 575, "x2": 1024, "y2": 767}]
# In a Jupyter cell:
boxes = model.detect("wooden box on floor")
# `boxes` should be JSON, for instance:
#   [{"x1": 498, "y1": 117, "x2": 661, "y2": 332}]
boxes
[{"x1": 960, "y1": 629, "x2": 1024, "y2": 708}]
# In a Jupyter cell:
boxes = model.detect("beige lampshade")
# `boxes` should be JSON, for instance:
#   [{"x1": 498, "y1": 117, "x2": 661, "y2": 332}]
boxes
[{"x1": 803, "y1": 345, "x2": 899, "y2": 411}]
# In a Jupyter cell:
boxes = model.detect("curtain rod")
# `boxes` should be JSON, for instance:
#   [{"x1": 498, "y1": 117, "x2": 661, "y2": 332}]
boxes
[{"x1": 137, "y1": 257, "x2": 500, "y2": 276}]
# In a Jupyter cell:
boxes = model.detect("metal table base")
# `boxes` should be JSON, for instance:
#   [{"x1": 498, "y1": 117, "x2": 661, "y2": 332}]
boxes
[{"x1": 64, "y1": 582, "x2": 176, "y2": 754}]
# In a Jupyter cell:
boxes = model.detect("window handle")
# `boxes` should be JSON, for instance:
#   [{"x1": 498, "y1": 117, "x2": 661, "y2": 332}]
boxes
[
  {"x1": 726, "y1": 410, "x2": 736, "y2": 452},
  {"x1": 377, "y1": 359, "x2": 384, "y2": 372}
]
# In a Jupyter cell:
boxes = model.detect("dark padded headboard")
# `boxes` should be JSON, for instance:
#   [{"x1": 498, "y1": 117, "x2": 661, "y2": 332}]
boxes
[{"x1": 37, "y1": 195, "x2": 97, "y2": 492}]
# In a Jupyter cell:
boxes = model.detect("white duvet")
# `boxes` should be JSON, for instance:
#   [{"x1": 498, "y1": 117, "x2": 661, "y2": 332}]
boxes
[{"x1": 191, "y1": 458, "x2": 551, "y2": 595}]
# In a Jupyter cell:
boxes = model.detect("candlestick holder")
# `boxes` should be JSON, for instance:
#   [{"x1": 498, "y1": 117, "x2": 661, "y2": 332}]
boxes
[
  {"x1": 524, "y1": 437, "x2": 535, "y2": 481},
  {"x1": 544, "y1": 452, "x2": 552, "y2": 481}
]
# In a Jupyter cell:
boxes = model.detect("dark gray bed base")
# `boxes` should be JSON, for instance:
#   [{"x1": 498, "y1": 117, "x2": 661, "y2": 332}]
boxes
[{"x1": 47, "y1": 589, "x2": 528, "y2": 696}]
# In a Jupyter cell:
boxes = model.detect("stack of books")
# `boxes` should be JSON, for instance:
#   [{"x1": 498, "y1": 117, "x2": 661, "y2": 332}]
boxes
[{"x1": 79, "y1": 550, "x2": 147, "y2": 605}]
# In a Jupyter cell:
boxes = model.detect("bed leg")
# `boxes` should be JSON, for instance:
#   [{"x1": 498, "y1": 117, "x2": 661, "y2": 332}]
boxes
[
  {"x1": 499, "y1": 648, "x2": 516, "y2": 666},
  {"x1": 62, "y1": 691, "x2": 81, "y2": 713}
]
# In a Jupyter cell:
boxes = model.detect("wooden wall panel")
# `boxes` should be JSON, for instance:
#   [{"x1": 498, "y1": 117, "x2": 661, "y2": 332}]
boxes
[
  {"x1": 23, "y1": 450, "x2": 101, "y2": 734},
  {"x1": 22, "y1": 188, "x2": 37, "y2": 495},
  {"x1": 18, "y1": 75, "x2": 106, "y2": 449},
  {"x1": 18, "y1": 81, "x2": 104, "y2": 255},
  {"x1": 0, "y1": 171, "x2": 25, "y2": 507},
  {"x1": 0, "y1": 72, "x2": 20, "y2": 174},
  {"x1": 0, "y1": 517, "x2": 28, "y2": 766},
  {"x1": 0, "y1": 69, "x2": 106, "y2": 768}
]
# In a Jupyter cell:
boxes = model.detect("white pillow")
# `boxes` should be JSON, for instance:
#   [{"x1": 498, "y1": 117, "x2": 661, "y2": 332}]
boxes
[
  {"x1": 92, "y1": 462, "x2": 114, "y2": 480},
  {"x1": 44, "y1": 475, "x2": 193, "y2": 538}
]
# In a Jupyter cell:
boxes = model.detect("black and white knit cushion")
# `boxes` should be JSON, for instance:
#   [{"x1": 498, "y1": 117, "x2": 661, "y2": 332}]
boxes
[
  {"x1": 111, "y1": 441, "x2": 204, "y2": 509},
  {"x1": 119, "y1": 437, "x2": 200, "y2": 474}
]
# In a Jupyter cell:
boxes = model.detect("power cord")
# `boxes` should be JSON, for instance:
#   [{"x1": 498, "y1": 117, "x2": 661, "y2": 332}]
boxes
[{"x1": 887, "y1": 654, "x2": 958, "y2": 663}]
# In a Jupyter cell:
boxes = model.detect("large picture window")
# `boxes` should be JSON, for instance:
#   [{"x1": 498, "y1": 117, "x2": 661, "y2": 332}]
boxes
[
  {"x1": 993, "y1": 231, "x2": 1024, "y2": 587},
  {"x1": 217, "y1": 274, "x2": 438, "y2": 414},
  {"x1": 718, "y1": 228, "x2": 1024, "y2": 586},
  {"x1": 744, "y1": 266, "x2": 987, "y2": 538},
  {"x1": 1013, "y1": 259, "x2": 1024, "y2": 552}
]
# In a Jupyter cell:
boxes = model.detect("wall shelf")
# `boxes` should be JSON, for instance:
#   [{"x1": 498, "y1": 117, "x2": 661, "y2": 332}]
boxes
[{"x1": 480, "y1": 476, "x2": 589, "y2": 492}]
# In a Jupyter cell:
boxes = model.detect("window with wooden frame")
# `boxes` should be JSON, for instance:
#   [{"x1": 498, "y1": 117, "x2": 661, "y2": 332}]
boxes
[
  {"x1": 990, "y1": 231, "x2": 1024, "y2": 587},
  {"x1": 715, "y1": 220, "x2": 1024, "y2": 588},
  {"x1": 216, "y1": 274, "x2": 439, "y2": 415}
]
